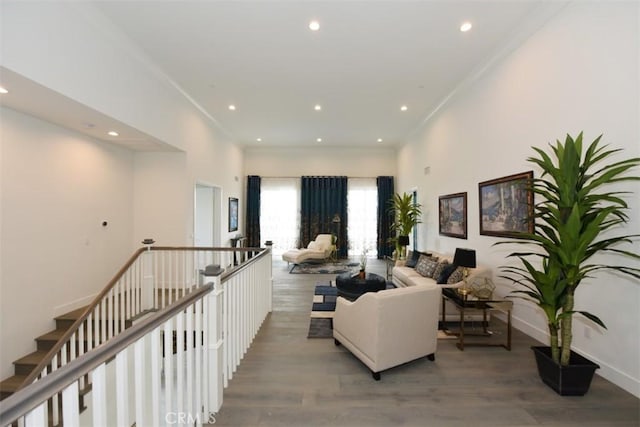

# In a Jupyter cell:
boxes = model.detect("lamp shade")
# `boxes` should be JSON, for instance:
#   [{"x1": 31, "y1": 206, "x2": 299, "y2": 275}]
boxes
[
  {"x1": 398, "y1": 235, "x2": 410, "y2": 246},
  {"x1": 453, "y1": 248, "x2": 476, "y2": 268}
]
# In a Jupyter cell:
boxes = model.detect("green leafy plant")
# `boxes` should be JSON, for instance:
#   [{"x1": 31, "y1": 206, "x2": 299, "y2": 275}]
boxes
[
  {"x1": 389, "y1": 192, "x2": 422, "y2": 258},
  {"x1": 499, "y1": 132, "x2": 640, "y2": 366}
]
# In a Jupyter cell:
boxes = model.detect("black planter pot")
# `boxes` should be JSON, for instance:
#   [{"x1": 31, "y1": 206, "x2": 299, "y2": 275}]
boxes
[{"x1": 531, "y1": 346, "x2": 599, "y2": 396}]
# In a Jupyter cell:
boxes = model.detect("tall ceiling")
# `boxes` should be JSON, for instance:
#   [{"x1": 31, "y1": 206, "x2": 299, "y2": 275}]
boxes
[{"x1": 2, "y1": 1, "x2": 567, "y2": 150}]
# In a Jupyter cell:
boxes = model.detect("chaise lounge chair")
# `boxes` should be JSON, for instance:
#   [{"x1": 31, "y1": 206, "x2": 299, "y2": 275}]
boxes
[{"x1": 282, "y1": 234, "x2": 334, "y2": 265}]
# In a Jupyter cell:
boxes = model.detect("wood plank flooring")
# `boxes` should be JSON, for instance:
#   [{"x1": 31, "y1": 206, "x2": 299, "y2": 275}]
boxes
[{"x1": 210, "y1": 258, "x2": 639, "y2": 426}]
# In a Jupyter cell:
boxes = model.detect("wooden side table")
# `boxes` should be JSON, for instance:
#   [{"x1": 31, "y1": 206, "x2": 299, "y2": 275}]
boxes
[{"x1": 441, "y1": 288, "x2": 513, "y2": 351}]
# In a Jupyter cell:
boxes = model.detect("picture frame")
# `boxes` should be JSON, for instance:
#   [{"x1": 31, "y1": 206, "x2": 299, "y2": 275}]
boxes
[
  {"x1": 439, "y1": 192, "x2": 467, "y2": 239},
  {"x1": 478, "y1": 171, "x2": 534, "y2": 238},
  {"x1": 228, "y1": 197, "x2": 238, "y2": 232}
]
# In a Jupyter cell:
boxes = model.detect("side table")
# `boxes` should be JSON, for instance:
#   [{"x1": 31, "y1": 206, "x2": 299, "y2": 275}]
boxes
[{"x1": 441, "y1": 287, "x2": 513, "y2": 351}]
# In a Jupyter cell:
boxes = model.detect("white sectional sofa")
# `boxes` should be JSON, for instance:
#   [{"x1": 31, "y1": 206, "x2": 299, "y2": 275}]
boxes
[{"x1": 391, "y1": 250, "x2": 492, "y2": 321}]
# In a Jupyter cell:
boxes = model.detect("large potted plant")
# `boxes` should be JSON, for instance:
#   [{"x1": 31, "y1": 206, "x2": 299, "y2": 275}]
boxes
[
  {"x1": 499, "y1": 132, "x2": 639, "y2": 395},
  {"x1": 389, "y1": 192, "x2": 422, "y2": 259}
]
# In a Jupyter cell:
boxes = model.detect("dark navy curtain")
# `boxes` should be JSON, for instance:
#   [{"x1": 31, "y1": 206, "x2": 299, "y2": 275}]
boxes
[
  {"x1": 300, "y1": 176, "x2": 348, "y2": 259},
  {"x1": 376, "y1": 176, "x2": 395, "y2": 258},
  {"x1": 245, "y1": 175, "x2": 261, "y2": 248}
]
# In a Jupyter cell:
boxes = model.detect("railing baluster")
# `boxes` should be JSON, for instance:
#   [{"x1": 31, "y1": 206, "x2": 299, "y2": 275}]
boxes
[
  {"x1": 108, "y1": 288, "x2": 114, "y2": 340},
  {"x1": 176, "y1": 310, "x2": 185, "y2": 416},
  {"x1": 61, "y1": 380, "x2": 80, "y2": 427},
  {"x1": 91, "y1": 363, "x2": 107, "y2": 425},
  {"x1": 195, "y1": 298, "x2": 203, "y2": 427},
  {"x1": 51, "y1": 355, "x2": 59, "y2": 426},
  {"x1": 150, "y1": 326, "x2": 161, "y2": 427},
  {"x1": 186, "y1": 303, "x2": 194, "y2": 420},
  {"x1": 24, "y1": 401, "x2": 46, "y2": 427},
  {"x1": 134, "y1": 336, "x2": 146, "y2": 427},
  {"x1": 115, "y1": 350, "x2": 129, "y2": 427},
  {"x1": 163, "y1": 317, "x2": 174, "y2": 420}
]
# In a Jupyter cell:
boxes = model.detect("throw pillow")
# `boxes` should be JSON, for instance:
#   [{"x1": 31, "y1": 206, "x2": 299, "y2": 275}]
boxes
[
  {"x1": 437, "y1": 263, "x2": 457, "y2": 284},
  {"x1": 431, "y1": 260, "x2": 450, "y2": 280},
  {"x1": 405, "y1": 250, "x2": 420, "y2": 268},
  {"x1": 415, "y1": 255, "x2": 438, "y2": 277},
  {"x1": 446, "y1": 266, "x2": 466, "y2": 284}
]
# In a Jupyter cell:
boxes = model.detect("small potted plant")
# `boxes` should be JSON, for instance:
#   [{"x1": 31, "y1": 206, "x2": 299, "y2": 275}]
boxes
[
  {"x1": 499, "y1": 132, "x2": 639, "y2": 395},
  {"x1": 389, "y1": 192, "x2": 422, "y2": 259},
  {"x1": 359, "y1": 248, "x2": 369, "y2": 279}
]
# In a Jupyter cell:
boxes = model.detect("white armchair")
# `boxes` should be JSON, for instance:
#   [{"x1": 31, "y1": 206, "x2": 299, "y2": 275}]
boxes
[
  {"x1": 333, "y1": 284, "x2": 441, "y2": 380},
  {"x1": 282, "y1": 234, "x2": 334, "y2": 264}
]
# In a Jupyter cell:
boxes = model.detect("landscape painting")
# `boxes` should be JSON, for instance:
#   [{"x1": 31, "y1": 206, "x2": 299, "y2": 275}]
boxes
[
  {"x1": 439, "y1": 192, "x2": 467, "y2": 239},
  {"x1": 479, "y1": 171, "x2": 533, "y2": 238}
]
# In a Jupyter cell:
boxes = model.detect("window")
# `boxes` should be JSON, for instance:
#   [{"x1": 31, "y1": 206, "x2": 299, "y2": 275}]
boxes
[
  {"x1": 260, "y1": 178, "x2": 300, "y2": 255},
  {"x1": 347, "y1": 178, "x2": 378, "y2": 257}
]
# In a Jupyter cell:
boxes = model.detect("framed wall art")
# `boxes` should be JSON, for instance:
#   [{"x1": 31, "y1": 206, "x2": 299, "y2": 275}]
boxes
[
  {"x1": 228, "y1": 197, "x2": 239, "y2": 232},
  {"x1": 478, "y1": 171, "x2": 533, "y2": 238},
  {"x1": 439, "y1": 192, "x2": 467, "y2": 239}
]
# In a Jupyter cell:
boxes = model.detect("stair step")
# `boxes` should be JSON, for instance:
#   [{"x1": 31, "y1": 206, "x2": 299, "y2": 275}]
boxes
[
  {"x1": 36, "y1": 329, "x2": 68, "y2": 351},
  {"x1": 55, "y1": 306, "x2": 87, "y2": 329},
  {"x1": 0, "y1": 375, "x2": 28, "y2": 401},
  {"x1": 13, "y1": 350, "x2": 50, "y2": 376}
]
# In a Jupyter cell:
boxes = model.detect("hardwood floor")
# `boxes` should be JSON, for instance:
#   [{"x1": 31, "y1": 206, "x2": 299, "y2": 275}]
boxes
[{"x1": 211, "y1": 258, "x2": 639, "y2": 426}]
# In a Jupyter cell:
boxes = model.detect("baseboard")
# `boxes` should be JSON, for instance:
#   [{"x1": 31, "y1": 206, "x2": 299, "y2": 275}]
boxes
[
  {"x1": 52, "y1": 293, "x2": 97, "y2": 318},
  {"x1": 510, "y1": 315, "x2": 640, "y2": 399}
]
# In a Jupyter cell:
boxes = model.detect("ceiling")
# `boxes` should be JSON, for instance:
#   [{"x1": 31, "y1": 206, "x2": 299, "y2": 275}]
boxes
[{"x1": 2, "y1": 1, "x2": 566, "y2": 150}]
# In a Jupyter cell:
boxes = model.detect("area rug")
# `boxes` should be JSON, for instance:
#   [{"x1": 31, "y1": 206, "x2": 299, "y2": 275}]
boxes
[
  {"x1": 290, "y1": 261, "x2": 360, "y2": 274},
  {"x1": 308, "y1": 282, "x2": 337, "y2": 338},
  {"x1": 307, "y1": 282, "x2": 457, "y2": 339}
]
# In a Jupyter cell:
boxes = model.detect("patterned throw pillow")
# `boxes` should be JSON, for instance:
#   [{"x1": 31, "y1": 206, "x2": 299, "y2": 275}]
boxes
[
  {"x1": 446, "y1": 266, "x2": 466, "y2": 284},
  {"x1": 437, "y1": 263, "x2": 457, "y2": 284},
  {"x1": 431, "y1": 260, "x2": 450, "y2": 280},
  {"x1": 415, "y1": 255, "x2": 438, "y2": 277}
]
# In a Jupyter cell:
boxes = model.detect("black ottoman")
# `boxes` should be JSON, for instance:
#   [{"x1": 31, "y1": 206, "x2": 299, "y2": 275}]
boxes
[{"x1": 335, "y1": 272, "x2": 387, "y2": 301}]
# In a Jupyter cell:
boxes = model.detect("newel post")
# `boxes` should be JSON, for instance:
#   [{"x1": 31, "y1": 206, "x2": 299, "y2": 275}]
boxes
[
  {"x1": 141, "y1": 239, "x2": 155, "y2": 311},
  {"x1": 204, "y1": 266, "x2": 224, "y2": 414}
]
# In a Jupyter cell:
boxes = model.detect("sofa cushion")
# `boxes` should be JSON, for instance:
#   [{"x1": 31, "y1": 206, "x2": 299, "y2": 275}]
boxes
[
  {"x1": 415, "y1": 256, "x2": 438, "y2": 277},
  {"x1": 432, "y1": 260, "x2": 450, "y2": 280},
  {"x1": 447, "y1": 266, "x2": 466, "y2": 284},
  {"x1": 437, "y1": 263, "x2": 457, "y2": 284},
  {"x1": 392, "y1": 266, "x2": 423, "y2": 286}
]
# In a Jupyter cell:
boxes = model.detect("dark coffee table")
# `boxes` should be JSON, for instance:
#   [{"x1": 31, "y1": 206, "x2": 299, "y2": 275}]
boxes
[{"x1": 335, "y1": 272, "x2": 387, "y2": 301}]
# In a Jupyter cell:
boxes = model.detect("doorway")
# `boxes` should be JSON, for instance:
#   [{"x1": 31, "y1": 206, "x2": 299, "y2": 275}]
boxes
[{"x1": 194, "y1": 183, "x2": 222, "y2": 247}]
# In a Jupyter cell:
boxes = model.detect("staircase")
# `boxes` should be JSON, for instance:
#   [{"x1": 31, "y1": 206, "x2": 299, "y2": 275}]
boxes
[{"x1": 0, "y1": 306, "x2": 132, "y2": 401}]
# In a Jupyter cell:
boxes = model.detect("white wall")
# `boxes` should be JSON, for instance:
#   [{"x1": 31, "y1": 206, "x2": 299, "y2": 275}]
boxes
[
  {"x1": 244, "y1": 146, "x2": 397, "y2": 177},
  {"x1": 0, "y1": 107, "x2": 134, "y2": 379},
  {"x1": 397, "y1": 2, "x2": 640, "y2": 396},
  {"x1": 0, "y1": 1, "x2": 245, "y2": 378}
]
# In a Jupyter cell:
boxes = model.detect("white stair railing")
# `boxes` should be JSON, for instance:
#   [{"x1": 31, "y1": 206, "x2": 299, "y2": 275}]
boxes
[{"x1": 1, "y1": 245, "x2": 273, "y2": 427}]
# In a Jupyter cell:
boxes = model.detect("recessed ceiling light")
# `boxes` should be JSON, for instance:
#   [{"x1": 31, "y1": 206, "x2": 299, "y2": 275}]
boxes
[
  {"x1": 316, "y1": 138, "x2": 322, "y2": 142},
  {"x1": 256, "y1": 138, "x2": 262, "y2": 142},
  {"x1": 460, "y1": 21, "x2": 472, "y2": 32},
  {"x1": 309, "y1": 20, "x2": 320, "y2": 31},
  {"x1": 400, "y1": 105, "x2": 408, "y2": 111},
  {"x1": 0, "y1": 86, "x2": 8, "y2": 94},
  {"x1": 228, "y1": 104, "x2": 236, "y2": 111},
  {"x1": 377, "y1": 138, "x2": 383, "y2": 143},
  {"x1": 314, "y1": 104, "x2": 322, "y2": 111},
  {"x1": 107, "y1": 131, "x2": 119, "y2": 137}
]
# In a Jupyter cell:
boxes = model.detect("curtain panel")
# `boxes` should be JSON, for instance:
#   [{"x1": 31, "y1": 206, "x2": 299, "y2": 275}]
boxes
[
  {"x1": 300, "y1": 176, "x2": 348, "y2": 258},
  {"x1": 245, "y1": 175, "x2": 261, "y2": 248},
  {"x1": 376, "y1": 176, "x2": 395, "y2": 258}
]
